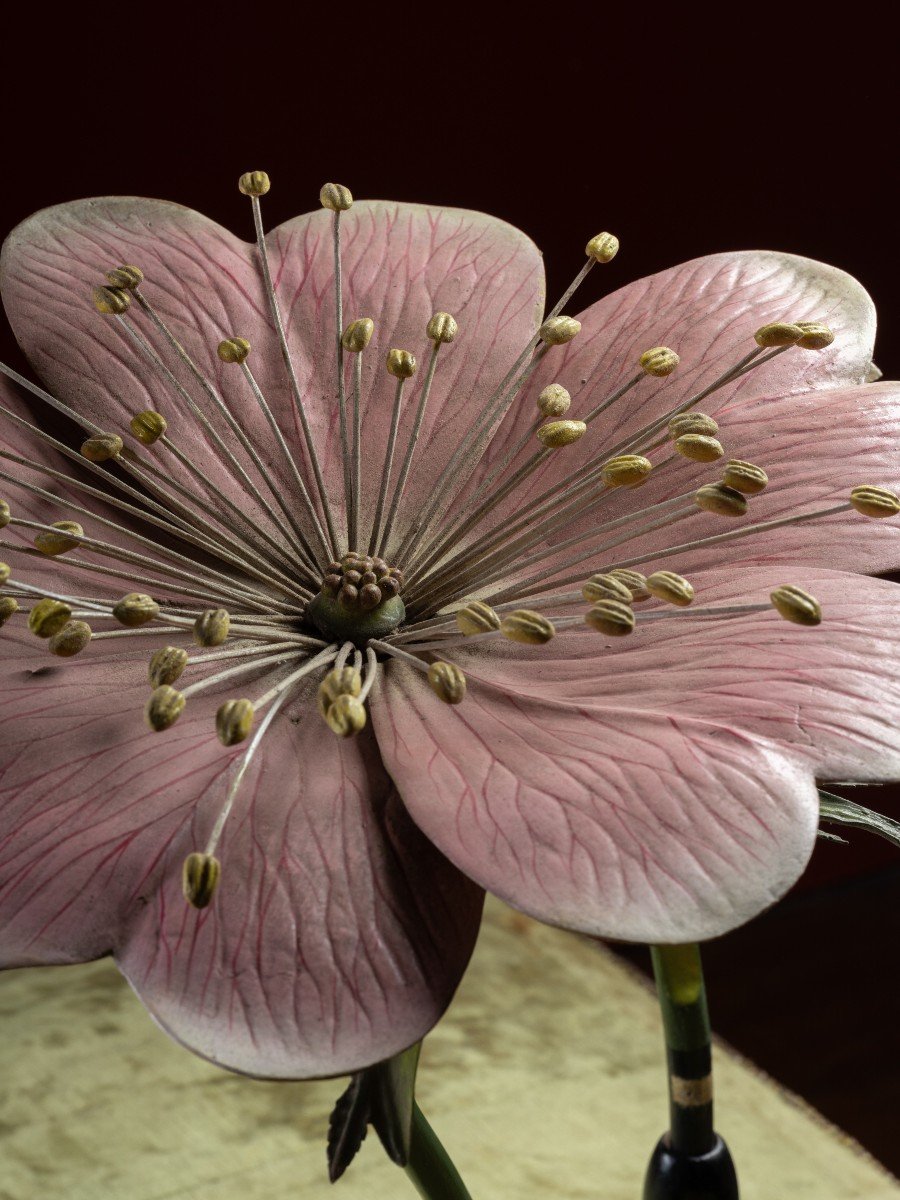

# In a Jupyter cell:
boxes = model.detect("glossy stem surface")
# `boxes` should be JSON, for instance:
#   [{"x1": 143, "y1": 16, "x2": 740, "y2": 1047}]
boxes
[{"x1": 404, "y1": 1102, "x2": 474, "y2": 1200}]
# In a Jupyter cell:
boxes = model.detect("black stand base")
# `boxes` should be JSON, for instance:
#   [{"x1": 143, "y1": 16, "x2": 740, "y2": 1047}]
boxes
[{"x1": 642, "y1": 1134, "x2": 739, "y2": 1200}]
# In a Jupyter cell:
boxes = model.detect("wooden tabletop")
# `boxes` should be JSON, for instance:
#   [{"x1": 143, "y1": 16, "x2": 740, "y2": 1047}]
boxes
[{"x1": 1, "y1": 896, "x2": 896, "y2": 1200}]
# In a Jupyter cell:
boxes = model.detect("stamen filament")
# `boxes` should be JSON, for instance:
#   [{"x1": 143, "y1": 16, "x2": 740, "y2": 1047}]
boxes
[
  {"x1": 181, "y1": 648, "x2": 310, "y2": 699},
  {"x1": 239, "y1": 360, "x2": 332, "y2": 565},
  {"x1": 357, "y1": 645, "x2": 379, "y2": 702},
  {"x1": 369, "y1": 376, "x2": 408, "y2": 553},
  {"x1": 204, "y1": 646, "x2": 338, "y2": 858},
  {"x1": 115, "y1": 315, "x2": 300, "y2": 570},
  {"x1": 249, "y1": 193, "x2": 339, "y2": 554},
  {"x1": 350, "y1": 353, "x2": 363, "y2": 552},
  {"x1": 377, "y1": 342, "x2": 441, "y2": 556},
  {"x1": 492, "y1": 502, "x2": 853, "y2": 605},
  {"x1": 131, "y1": 290, "x2": 321, "y2": 573}
]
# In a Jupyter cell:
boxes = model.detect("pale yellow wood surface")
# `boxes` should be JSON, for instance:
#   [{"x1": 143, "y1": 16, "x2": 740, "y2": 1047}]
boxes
[{"x1": 0, "y1": 897, "x2": 896, "y2": 1200}]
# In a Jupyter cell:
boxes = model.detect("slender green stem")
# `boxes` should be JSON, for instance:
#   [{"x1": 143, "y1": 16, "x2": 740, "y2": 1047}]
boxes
[
  {"x1": 403, "y1": 1102, "x2": 473, "y2": 1200},
  {"x1": 650, "y1": 943, "x2": 715, "y2": 1158}
]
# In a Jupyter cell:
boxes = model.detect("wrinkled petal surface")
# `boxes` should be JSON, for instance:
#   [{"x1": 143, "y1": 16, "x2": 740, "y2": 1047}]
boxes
[
  {"x1": 373, "y1": 568, "x2": 900, "y2": 943},
  {"x1": 1, "y1": 197, "x2": 544, "y2": 550},
  {"x1": 454, "y1": 252, "x2": 895, "y2": 588},
  {"x1": 0, "y1": 628, "x2": 483, "y2": 1077}
]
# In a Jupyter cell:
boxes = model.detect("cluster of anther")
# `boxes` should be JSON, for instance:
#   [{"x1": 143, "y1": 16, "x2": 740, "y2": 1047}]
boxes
[{"x1": 320, "y1": 552, "x2": 404, "y2": 612}]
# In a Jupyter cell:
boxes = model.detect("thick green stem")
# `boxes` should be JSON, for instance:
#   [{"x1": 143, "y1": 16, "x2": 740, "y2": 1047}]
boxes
[
  {"x1": 403, "y1": 1102, "x2": 474, "y2": 1200},
  {"x1": 650, "y1": 943, "x2": 715, "y2": 1158}
]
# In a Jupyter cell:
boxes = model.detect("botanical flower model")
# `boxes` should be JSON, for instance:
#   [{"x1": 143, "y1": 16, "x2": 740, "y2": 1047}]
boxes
[{"x1": 0, "y1": 175, "x2": 898, "y2": 1082}]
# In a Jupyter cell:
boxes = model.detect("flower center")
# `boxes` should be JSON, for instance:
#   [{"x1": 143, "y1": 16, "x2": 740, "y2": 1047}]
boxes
[{"x1": 307, "y1": 552, "x2": 406, "y2": 643}]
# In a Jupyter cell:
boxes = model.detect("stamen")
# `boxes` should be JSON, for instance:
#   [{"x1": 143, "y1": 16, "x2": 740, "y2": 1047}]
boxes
[
  {"x1": 130, "y1": 409, "x2": 167, "y2": 444},
  {"x1": 243, "y1": 173, "x2": 340, "y2": 554},
  {"x1": 500, "y1": 609, "x2": 556, "y2": 644},
  {"x1": 194, "y1": 608, "x2": 230, "y2": 647},
  {"x1": 48, "y1": 620, "x2": 92, "y2": 657},
  {"x1": 231, "y1": 348, "x2": 333, "y2": 564},
  {"x1": 0, "y1": 460, "x2": 301, "y2": 606},
  {"x1": 370, "y1": 350, "x2": 417, "y2": 553},
  {"x1": 26, "y1": 597, "x2": 71, "y2": 638},
  {"x1": 120, "y1": 293, "x2": 319, "y2": 575},
  {"x1": 215, "y1": 698, "x2": 255, "y2": 746},
  {"x1": 396, "y1": 235, "x2": 616, "y2": 568},
  {"x1": 112, "y1": 313, "x2": 303, "y2": 575},
  {"x1": 342, "y1": 318, "x2": 375, "y2": 550},
  {"x1": 585, "y1": 600, "x2": 635, "y2": 636},
  {"x1": 426, "y1": 660, "x2": 467, "y2": 705},
  {"x1": 404, "y1": 367, "x2": 650, "y2": 592},
  {"x1": 770, "y1": 585, "x2": 822, "y2": 626},
  {"x1": 377, "y1": 314, "x2": 455, "y2": 556}
]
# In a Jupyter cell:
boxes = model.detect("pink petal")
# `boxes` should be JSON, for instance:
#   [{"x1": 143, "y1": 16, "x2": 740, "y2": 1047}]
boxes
[
  {"x1": 0, "y1": 628, "x2": 482, "y2": 1077},
  {"x1": 1, "y1": 197, "x2": 544, "y2": 551},
  {"x1": 372, "y1": 568, "x2": 900, "y2": 943},
  {"x1": 447, "y1": 251, "x2": 882, "y2": 581}
]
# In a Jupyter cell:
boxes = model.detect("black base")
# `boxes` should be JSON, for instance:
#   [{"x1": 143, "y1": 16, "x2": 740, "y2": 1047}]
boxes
[{"x1": 642, "y1": 1134, "x2": 739, "y2": 1200}]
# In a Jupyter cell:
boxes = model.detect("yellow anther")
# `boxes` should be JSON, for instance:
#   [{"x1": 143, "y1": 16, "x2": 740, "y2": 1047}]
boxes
[
  {"x1": 34, "y1": 521, "x2": 83, "y2": 556},
  {"x1": 770, "y1": 585, "x2": 822, "y2": 627},
  {"x1": 320, "y1": 182, "x2": 353, "y2": 211},
  {"x1": 325, "y1": 693, "x2": 367, "y2": 737},
  {"x1": 80, "y1": 433, "x2": 123, "y2": 462},
  {"x1": 112, "y1": 592, "x2": 160, "y2": 627},
  {"x1": 105, "y1": 265, "x2": 144, "y2": 290},
  {"x1": 456, "y1": 601, "x2": 501, "y2": 636},
  {"x1": 0, "y1": 596, "x2": 19, "y2": 626},
  {"x1": 694, "y1": 483, "x2": 749, "y2": 517},
  {"x1": 145, "y1": 685, "x2": 186, "y2": 731},
  {"x1": 849, "y1": 485, "x2": 900, "y2": 518},
  {"x1": 585, "y1": 600, "x2": 636, "y2": 636},
  {"x1": 130, "y1": 410, "x2": 168, "y2": 445},
  {"x1": 386, "y1": 349, "x2": 417, "y2": 379},
  {"x1": 582, "y1": 573, "x2": 634, "y2": 604},
  {"x1": 193, "y1": 608, "x2": 230, "y2": 647},
  {"x1": 539, "y1": 316, "x2": 581, "y2": 345},
  {"x1": 674, "y1": 433, "x2": 725, "y2": 463},
  {"x1": 754, "y1": 322, "x2": 804, "y2": 348},
  {"x1": 182, "y1": 852, "x2": 221, "y2": 909},
  {"x1": 537, "y1": 419, "x2": 587, "y2": 448},
  {"x1": 723, "y1": 460, "x2": 769, "y2": 495},
  {"x1": 238, "y1": 170, "x2": 271, "y2": 197},
  {"x1": 585, "y1": 232, "x2": 620, "y2": 263},
  {"x1": 537, "y1": 384, "x2": 571, "y2": 417},
  {"x1": 608, "y1": 568, "x2": 651, "y2": 601},
  {"x1": 0, "y1": 500, "x2": 9, "y2": 528},
  {"x1": 646, "y1": 570, "x2": 694, "y2": 607},
  {"x1": 640, "y1": 346, "x2": 680, "y2": 377},
  {"x1": 427, "y1": 312, "x2": 458, "y2": 344},
  {"x1": 148, "y1": 645, "x2": 189, "y2": 688},
  {"x1": 217, "y1": 337, "x2": 251, "y2": 364},
  {"x1": 48, "y1": 620, "x2": 92, "y2": 657},
  {"x1": 92, "y1": 285, "x2": 131, "y2": 315},
  {"x1": 342, "y1": 318, "x2": 375, "y2": 352},
  {"x1": 601, "y1": 454, "x2": 653, "y2": 488},
  {"x1": 668, "y1": 412, "x2": 719, "y2": 439},
  {"x1": 216, "y1": 698, "x2": 255, "y2": 746},
  {"x1": 317, "y1": 666, "x2": 363, "y2": 718},
  {"x1": 427, "y1": 661, "x2": 467, "y2": 705},
  {"x1": 500, "y1": 609, "x2": 556, "y2": 645},
  {"x1": 795, "y1": 321, "x2": 835, "y2": 350},
  {"x1": 0, "y1": 562, "x2": 10, "y2": 584}
]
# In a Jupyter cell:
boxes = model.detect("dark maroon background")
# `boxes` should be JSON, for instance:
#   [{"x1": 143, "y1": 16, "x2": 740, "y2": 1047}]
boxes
[{"x1": 3, "y1": 12, "x2": 899, "y2": 1174}]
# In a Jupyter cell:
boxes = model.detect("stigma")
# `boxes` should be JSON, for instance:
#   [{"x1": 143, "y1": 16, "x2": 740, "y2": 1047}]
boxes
[{"x1": 307, "y1": 551, "x2": 406, "y2": 644}]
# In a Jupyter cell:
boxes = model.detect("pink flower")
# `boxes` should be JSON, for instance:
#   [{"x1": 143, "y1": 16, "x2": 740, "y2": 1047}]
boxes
[{"x1": 0, "y1": 179, "x2": 898, "y2": 1080}]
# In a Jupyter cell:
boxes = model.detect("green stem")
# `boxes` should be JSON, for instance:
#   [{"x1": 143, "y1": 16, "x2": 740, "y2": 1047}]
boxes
[
  {"x1": 403, "y1": 1102, "x2": 474, "y2": 1200},
  {"x1": 650, "y1": 943, "x2": 715, "y2": 1158}
]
